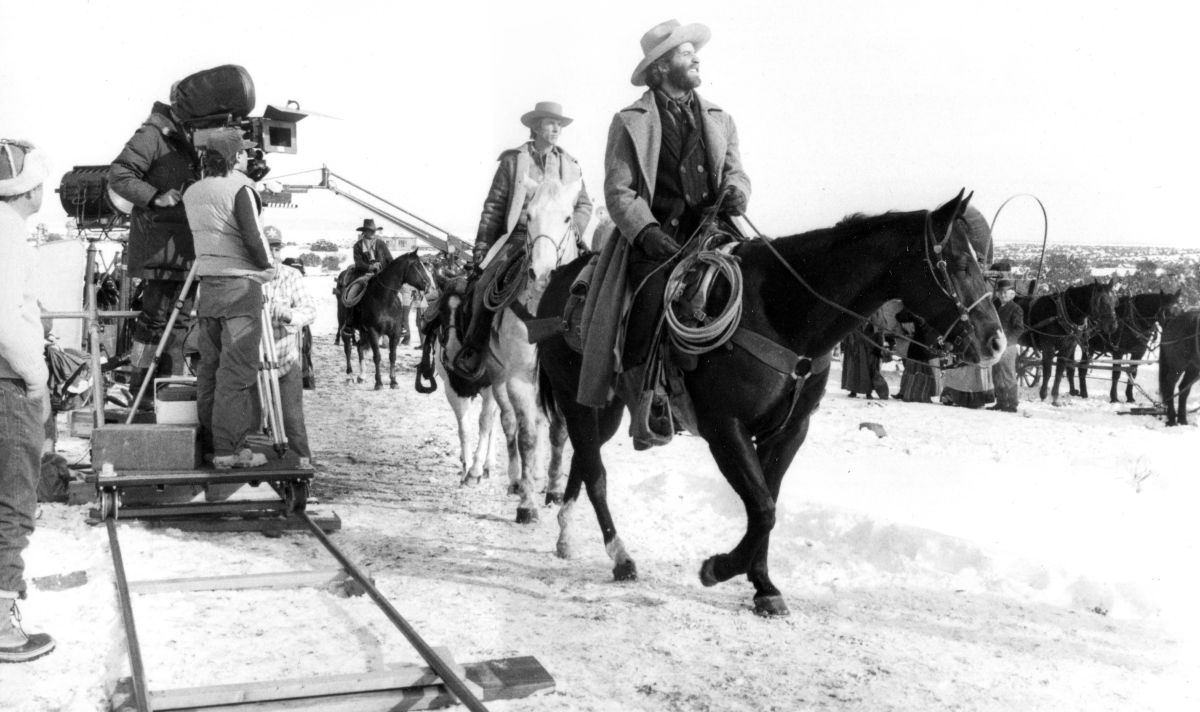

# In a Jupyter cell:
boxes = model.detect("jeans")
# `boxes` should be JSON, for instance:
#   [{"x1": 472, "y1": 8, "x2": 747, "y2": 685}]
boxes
[
  {"x1": 277, "y1": 366, "x2": 310, "y2": 459},
  {"x1": 196, "y1": 278, "x2": 263, "y2": 457},
  {"x1": 0, "y1": 380, "x2": 42, "y2": 597}
]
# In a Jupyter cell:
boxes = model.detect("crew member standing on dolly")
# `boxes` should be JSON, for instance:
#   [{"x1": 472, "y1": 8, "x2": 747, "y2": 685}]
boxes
[
  {"x1": 184, "y1": 128, "x2": 274, "y2": 470},
  {"x1": 0, "y1": 138, "x2": 56, "y2": 663},
  {"x1": 108, "y1": 85, "x2": 200, "y2": 396}
]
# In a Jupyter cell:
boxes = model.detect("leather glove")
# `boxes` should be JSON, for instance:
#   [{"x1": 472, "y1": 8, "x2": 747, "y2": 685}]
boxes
[
  {"x1": 637, "y1": 226, "x2": 680, "y2": 261},
  {"x1": 721, "y1": 185, "x2": 747, "y2": 216}
]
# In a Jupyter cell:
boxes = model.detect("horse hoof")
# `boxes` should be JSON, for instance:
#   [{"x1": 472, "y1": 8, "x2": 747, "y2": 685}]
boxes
[
  {"x1": 556, "y1": 539, "x2": 575, "y2": 560},
  {"x1": 356, "y1": 377, "x2": 364, "y2": 384},
  {"x1": 613, "y1": 559, "x2": 638, "y2": 581},
  {"x1": 507, "y1": 483, "x2": 521, "y2": 496},
  {"x1": 460, "y1": 476, "x2": 479, "y2": 487},
  {"x1": 515, "y1": 507, "x2": 538, "y2": 524},
  {"x1": 374, "y1": 383, "x2": 383, "y2": 391},
  {"x1": 545, "y1": 491, "x2": 564, "y2": 506},
  {"x1": 390, "y1": 382, "x2": 399, "y2": 390},
  {"x1": 753, "y1": 595, "x2": 790, "y2": 617},
  {"x1": 699, "y1": 557, "x2": 720, "y2": 587}
]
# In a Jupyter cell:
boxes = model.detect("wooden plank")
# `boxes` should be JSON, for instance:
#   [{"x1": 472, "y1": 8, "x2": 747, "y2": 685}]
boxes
[
  {"x1": 92, "y1": 467, "x2": 312, "y2": 488},
  {"x1": 128, "y1": 568, "x2": 350, "y2": 595},
  {"x1": 142, "y1": 511, "x2": 341, "y2": 534},
  {"x1": 113, "y1": 656, "x2": 552, "y2": 712},
  {"x1": 149, "y1": 647, "x2": 467, "y2": 710}
]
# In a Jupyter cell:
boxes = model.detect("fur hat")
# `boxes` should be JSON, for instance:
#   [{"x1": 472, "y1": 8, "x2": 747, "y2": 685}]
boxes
[
  {"x1": 520, "y1": 101, "x2": 573, "y2": 129},
  {"x1": 631, "y1": 19, "x2": 711, "y2": 87},
  {"x1": 0, "y1": 139, "x2": 49, "y2": 197}
]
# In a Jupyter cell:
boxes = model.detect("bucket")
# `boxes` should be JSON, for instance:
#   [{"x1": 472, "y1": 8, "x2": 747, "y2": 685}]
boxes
[{"x1": 155, "y1": 377, "x2": 198, "y2": 425}]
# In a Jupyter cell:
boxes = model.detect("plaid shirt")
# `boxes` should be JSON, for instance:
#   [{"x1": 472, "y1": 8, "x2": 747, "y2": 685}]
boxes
[{"x1": 267, "y1": 264, "x2": 315, "y2": 375}]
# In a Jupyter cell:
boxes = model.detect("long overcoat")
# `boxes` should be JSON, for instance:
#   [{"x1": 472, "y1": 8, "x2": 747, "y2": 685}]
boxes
[{"x1": 577, "y1": 90, "x2": 751, "y2": 407}]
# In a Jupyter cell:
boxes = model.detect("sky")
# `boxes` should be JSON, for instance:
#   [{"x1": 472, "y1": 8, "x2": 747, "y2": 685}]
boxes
[{"x1": 4, "y1": 0, "x2": 1199, "y2": 248}]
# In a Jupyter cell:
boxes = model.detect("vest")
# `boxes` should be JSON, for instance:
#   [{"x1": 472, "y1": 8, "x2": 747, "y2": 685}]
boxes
[
  {"x1": 185, "y1": 173, "x2": 268, "y2": 278},
  {"x1": 651, "y1": 92, "x2": 713, "y2": 240}
]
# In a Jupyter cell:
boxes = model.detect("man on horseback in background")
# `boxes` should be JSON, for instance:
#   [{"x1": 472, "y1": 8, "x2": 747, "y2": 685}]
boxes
[
  {"x1": 334, "y1": 219, "x2": 393, "y2": 342},
  {"x1": 450, "y1": 101, "x2": 593, "y2": 380},
  {"x1": 577, "y1": 19, "x2": 750, "y2": 445}
]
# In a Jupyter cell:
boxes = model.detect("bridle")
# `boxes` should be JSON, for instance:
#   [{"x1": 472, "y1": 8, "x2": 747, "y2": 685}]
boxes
[
  {"x1": 922, "y1": 212, "x2": 993, "y2": 359},
  {"x1": 756, "y1": 205, "x2": 990, "y2": 364}
]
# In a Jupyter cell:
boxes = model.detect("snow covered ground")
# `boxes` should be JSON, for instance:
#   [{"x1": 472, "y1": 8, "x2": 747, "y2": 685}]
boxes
[{"x1": 5, "y1": 275, "x2": 1197, "y2": 711}]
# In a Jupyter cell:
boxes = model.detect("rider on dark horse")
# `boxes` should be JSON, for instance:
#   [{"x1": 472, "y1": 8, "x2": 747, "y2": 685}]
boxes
[
  {"x1": 334, "y1": 218, "x2": 393, "y2": 340},
  {"x1": 450, "y1": 101, "x2": 593, "y2": 381}
]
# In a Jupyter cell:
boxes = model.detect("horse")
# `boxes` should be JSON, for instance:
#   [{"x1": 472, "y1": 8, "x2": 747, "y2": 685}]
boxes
[
  {"x1": 1158, "y1": 308, "x2": 1200, "y2": 426},
  {"x1": 1015, "y1": 279, "x2": 1117, "y2": 405},
  {"x1": 415, "y1": 178, "x2": 578, "y2": 509},
  {"x1": 1074, "y1": 290, "x2": 1182, "y2": 402},
  {"x1": 482, "y1": 177, "x2": 581, "y2": 521},
  {"x1": 342, "y1": 249, "x2": 433, "y2": 389},
  {"x1": 535, "y1": 190, "x2": 1005, "y2": 616}
]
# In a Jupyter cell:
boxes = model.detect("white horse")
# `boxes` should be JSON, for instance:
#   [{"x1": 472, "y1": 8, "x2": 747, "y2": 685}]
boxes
[
  {"x1": 486, "y1": 177, "x2": 581, "y2": 523},
  {"x1": 431, "y1": 317, "x2": 503, "y2": 485}
]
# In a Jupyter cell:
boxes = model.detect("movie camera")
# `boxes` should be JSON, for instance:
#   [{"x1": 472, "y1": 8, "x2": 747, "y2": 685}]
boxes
[{"x1": 57, "y1": 64, "x2": 306, "y2": 230}]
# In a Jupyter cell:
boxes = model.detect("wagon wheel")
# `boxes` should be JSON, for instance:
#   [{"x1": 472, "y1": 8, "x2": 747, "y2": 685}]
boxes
[
  {"x1": 283, "y1": 480, "x2": 309, "y2": 513},
  {"x1": 1018, "y1": 345, "x2": 1041, "y2": 388},
  {"x1": 98, "y1": 489, "x2": 118, "y2": 520}
]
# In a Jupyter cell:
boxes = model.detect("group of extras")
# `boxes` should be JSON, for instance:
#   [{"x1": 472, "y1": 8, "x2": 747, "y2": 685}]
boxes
[{"x1": 840, "y1": 273, "x2": 1026, "y2": 412}]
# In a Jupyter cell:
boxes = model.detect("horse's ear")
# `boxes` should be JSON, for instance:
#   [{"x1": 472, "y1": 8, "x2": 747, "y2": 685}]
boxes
[
  {"x1": 960, "y1": 189, "x2": 973, "y2": 215},
  {"x1": 932, "y1": 188, "x2": 966, "y2": 225}
]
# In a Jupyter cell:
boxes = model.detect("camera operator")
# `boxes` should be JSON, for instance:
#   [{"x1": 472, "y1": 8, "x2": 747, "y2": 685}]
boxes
[
  {"x1": 184, "y1": 128, "x2": 274, "y2": 469},
  {"x1": 108, "y1": 86, "x2": 200, "y2": 396}
]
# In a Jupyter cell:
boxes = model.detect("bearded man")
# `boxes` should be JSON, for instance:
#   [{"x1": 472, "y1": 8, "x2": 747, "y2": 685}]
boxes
[{"x1": 577, "y1": 19, "x2": 751, "y2": 442}]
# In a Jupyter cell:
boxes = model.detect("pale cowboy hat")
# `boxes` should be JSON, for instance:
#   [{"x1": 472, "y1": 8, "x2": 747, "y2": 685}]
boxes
[
  {"x1": 0, "y1": 139, "x2": 49, "y2": 197},
  {"x1": 630, "y1": 19, "x2": 711, "y2": 87},
  {"x1": 357, "y1": 218, "x2": 380, "y2": 233},
  {"x1": 520, "y1": 101, "x2": 573, "y2": 129}
]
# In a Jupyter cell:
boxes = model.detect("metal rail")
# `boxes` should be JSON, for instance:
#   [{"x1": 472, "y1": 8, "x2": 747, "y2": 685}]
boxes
[
  {"x1": 293, "y1": 507, "x2": 489, "y2": 712},
  {"x1": 103, "y1": 486, "x2": 489, "y2": 712}
]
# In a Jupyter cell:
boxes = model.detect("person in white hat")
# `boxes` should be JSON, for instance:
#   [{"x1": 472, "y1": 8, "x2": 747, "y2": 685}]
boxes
[
  {"x1": 183, "y1": 127, "x2": 274, "y2": 469},
  {"x1": 452, "y1": 101, "x2": 593, "y2": 379},
  {"x1": 576, "y1": 20, "x2": 752, "y2": 445},
  {"x1": 0, "y1": 138, "x2": 56, "y2": 662}
]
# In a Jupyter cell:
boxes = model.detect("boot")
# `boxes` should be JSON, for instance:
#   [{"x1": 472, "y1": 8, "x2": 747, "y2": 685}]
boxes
[{"x1": 0, "y1": 597, "x2": 55, "y2": 663}]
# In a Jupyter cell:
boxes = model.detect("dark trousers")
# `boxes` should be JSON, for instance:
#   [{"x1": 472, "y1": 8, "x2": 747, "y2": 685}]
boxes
[
  {"x1": 0, "y1": 380, "x2": 42, "y2": 597},
  {"x1": 196, "y1": 278, "x2": 263, "y2": 457},
  {"x1": 460, "y1": 231, "x2": 527, "y2": 359},
  {"x1": 277, "y1": 366, "x2": 310, "y2": 459},
  {"x1": 623, "y1": 246, "x2": 671, "y2": 368},
  {"x1": 131, "y1": 278, "x2": 195, "y2": 373}
]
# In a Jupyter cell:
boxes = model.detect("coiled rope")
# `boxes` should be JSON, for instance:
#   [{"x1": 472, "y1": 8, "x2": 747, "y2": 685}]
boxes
[{"x1": 664, "y1": 242, "x2": 744, "y2": 355}]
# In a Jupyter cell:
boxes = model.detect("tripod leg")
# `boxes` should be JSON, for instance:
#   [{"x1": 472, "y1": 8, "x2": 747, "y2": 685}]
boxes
[
  {"x1": 259, "y1": 292, "x2": 289, "y2": 457},
  {"x1": 126, "y1": 263, "x2": 199, "y2": 422}
]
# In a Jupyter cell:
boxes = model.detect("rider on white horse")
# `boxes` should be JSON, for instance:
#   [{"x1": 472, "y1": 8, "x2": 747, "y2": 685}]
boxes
[{"x1": 452, "y1": 101, "x2": 593, "y2": 380}]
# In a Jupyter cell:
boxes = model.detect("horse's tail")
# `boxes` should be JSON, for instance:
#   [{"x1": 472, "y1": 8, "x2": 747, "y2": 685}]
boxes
[{"x1": 537, "y1": 356, "x2": 557, "y2": 422}]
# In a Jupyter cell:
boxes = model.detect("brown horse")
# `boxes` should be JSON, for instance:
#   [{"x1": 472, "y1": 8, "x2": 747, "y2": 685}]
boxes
[
  {"x1": 343, "y1": 250, "x2": 433, "y2": 389},
  {"x1": 1159, "y1": 308, "x2": 1200, "y2": 426},
  {"x1": 535, "y1": 190, "x2": 1005, "y2": 616}
]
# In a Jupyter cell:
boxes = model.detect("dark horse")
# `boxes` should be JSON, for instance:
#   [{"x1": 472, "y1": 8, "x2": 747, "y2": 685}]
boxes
[
  {"x1": 536, "y1": 191, "x2": 1004, "y2": 616},
  {"x1": 1159, "y1": 308, "x2": 1200, "y2": 426},
  {"x1": 1015, "y1": 279, "x2": 1117, "y2": 405},
  {"x1": 343, "y1": 249, "x2": 433, "y2": 389},
  {"x1": 1074, "y1": 290, "x2": 1182, "y2": 402}
]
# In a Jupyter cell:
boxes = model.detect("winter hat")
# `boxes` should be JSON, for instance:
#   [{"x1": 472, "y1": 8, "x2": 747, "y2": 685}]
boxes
[{"x1": 0, "y1": 139, "x2": 49, "y2": 197}]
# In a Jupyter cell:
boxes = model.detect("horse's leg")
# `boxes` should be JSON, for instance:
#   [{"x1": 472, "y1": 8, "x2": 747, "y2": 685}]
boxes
[
  {"x1": 1038, "y1": 350, "x2": 1052, "y2": 401},
  {"x1": 545, "y1": 405, "x2": 568, "y2": 506},
  {"x1": 697, "y1": 417, "x2": 778, "y2": 592},
  {"x1": 1178, "y1": 366, "x2": 1200, "y2": 426},
  {"x1": 388, "y1": 332, "x2": 399, "y2": 389},
  {"x1": 1125, "y1": 346, "x2": 1145, "y2": 403},
  {"x1": 1110, "y1": 349, "x2": 1123, "y2": 403},
  {"x1": 1160, "y1": 364, "x2": 1181, "y2": 426},
  {"x1": 555, "y1": 399, "x2": 634, "y2": 581},
  {"x1": 507, "y1": 377, "x2": 544, "y2": 524},
  {"x1": 1075, "y1": 355, "x2": 1088, "y2": 398},
  {"x1": 442, "y1": 378, "x2": 476, "y2": 484},
  {"x1": 492, "y1": 382, "x2": 521, "y2": 496},
  {"x1": 1051, "y1": 349, "x2": 1068, "y2": 405},
  {"x1": 470, "y1": 387, "x2": 500, "y2": 482},
  {"x1": 370, "y1": 331, "x2": 384, "y2": 390}
]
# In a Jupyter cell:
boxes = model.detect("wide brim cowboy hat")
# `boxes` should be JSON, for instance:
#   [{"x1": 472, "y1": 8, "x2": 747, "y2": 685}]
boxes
[
  {"x1": 520, "y1": 101, "x2": 573, "y2": 129},
  {"x1": 357, "y1": 218, "x2": 380, "y2": 233},
  {"x1": 631, "y1": 19, "x2": 711, "y2": 87}
]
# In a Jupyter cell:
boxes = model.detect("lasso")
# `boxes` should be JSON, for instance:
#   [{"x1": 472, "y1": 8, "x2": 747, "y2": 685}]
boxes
[{"x1": 663, "y1": 234, "x2": 744, "y2": 355}]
